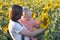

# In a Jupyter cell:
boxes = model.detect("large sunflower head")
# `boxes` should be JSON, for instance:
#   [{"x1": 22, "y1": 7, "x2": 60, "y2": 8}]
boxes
[
  {"x1": 34, "y1": 13, "x2": 50, "y2": 30},
  {"x1": 39, "y1": 13, "x2": 50, "y2": 30}
]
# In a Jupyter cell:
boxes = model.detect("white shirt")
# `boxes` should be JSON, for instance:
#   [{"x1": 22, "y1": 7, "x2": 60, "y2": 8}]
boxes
[{"x1": 8, "y1": 20, "x2": 30, "y2": 40}]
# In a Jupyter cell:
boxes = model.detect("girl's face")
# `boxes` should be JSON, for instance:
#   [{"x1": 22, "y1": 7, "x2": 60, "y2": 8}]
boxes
[
  {"x1": 22, "y1": 7, "x2": 32, "y2": 20},
  {"x1": 22, "y1": 11, "x2": 32, "y2": 20},
  {"x1": 26, "y1": 10, "x2": 32, "y2": 19}
]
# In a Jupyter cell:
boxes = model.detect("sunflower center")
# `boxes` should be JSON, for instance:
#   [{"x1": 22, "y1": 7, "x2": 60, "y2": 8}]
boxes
[{"x1": 43, "y1": 17, "x2": 48, "y2": 25}]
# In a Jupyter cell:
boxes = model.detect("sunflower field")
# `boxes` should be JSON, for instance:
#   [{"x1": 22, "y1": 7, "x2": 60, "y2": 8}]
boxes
[{"x1": 0, "y1": 0, "x2": 60, "y2": 40}]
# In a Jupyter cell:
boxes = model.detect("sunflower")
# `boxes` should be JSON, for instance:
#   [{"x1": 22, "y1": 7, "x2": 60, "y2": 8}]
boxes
[
  {"x1": 0, "y1": 1, "x2": 2, "y2": 9},
  {"x1": 34, "y1": 13, "x2": 50, "y2": 30},
  {"x1": 32, "y1": 12, "x2": 37, "y2": 19},
  {"x1": 17, "y1": 1, "x2": 22, "y2": 6},
  {"x1": 39, "y1": 13, "x2": 50, "y2": 30},
  {"x1": 3, "y1": 25, "x2": 8, "y2": 33}
]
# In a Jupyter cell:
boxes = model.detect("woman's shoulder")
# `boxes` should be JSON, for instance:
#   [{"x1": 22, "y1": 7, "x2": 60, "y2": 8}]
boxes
[
  {"x1": 9, "y1": 20, "x2": 24, "y2": 30},
  {"x1": 9, "y1": 20, "x2": 20, "y2": 26}
]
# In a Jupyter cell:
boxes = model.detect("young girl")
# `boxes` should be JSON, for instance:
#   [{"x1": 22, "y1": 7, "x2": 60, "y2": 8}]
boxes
[{"x1": 20, "y1": 7, "x2": 42, "y2": 40}]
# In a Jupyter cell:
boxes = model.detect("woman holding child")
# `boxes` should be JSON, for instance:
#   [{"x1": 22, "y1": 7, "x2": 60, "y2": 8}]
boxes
[{"x1": 8, "y1": 4, "x2": 44, "y2": 40}]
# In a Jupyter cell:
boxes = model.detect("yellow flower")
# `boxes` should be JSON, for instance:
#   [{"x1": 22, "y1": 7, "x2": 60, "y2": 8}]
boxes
[
  {"x1": 47, "y1": 3, "x2": 52, "y2": 8},
  {"x1": 4, "y1": 1, "x2": 9, "y2": 6},
  {"x1": 53, "y1": 0, "x2": 60, "y2": 8},
  {"x1": 26, "y1": 2, "x2": 31, "y2": 8},
  {"x1": 49, "y1": 0, "x2": 52, "y2": 3},
  {"x1": 0, "y1": 10, "x2": 4, "y2": 15},
  {"x1": 3, "y1": 25, "x2": 8, "y2": 33},
  {"x1": 0, "y1": 1, "x2": 2, "y2": 5},
  {"x1": 34, "y1": 0, "x2": 39, "y2": 6},
  {"x1": 32, "y1": 12, "x2": 37, "y2": 19},
  {"x1": 42, "y1": 8, "x2": 48, "y2": 13},
  {"x1": 35, "y1": 0, "x2": 38, "y2": 3},
  {"x1": 0, "y1": 1, "x2": 2, "y2": 9},
  {"x1": 18, "y1": 1, "x2": 22, "y2": 6},
  {"x1": 3, "y1": 1, "x2": 9, "y2": 10},
  {"x1": 18, "y1": 2, "x2": 22, "y2": 6},
  {"x1": 34, "y1": 13, "x2": 50, "y2": 30},
  {"x1": 39, "y1": 13, "x2": 50, "y2": 30},
  {"x1": 56, "y1": 0, "x2": 60, "y2": 4},
  {"x1": 43, "y1": 2, "x2": 52, "y2": 11}
]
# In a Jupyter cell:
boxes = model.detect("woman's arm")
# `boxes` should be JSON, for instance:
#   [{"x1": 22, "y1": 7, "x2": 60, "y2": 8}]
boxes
[{"x1": 19, "y1": 28, "x2": 43, "y2": 37}]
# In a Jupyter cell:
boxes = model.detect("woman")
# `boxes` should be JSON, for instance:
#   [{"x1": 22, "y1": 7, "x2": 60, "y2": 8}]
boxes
[{"x1": 8, "y1": 4, "x2": 43, "y2": 40}]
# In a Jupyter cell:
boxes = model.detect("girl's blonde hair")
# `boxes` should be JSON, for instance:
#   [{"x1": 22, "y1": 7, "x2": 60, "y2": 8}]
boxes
[{"x1": 23, "y1": 7, "x2": 32, "y2": 16}]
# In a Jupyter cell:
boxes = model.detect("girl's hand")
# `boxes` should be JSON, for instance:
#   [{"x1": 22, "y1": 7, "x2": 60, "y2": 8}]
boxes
[
  {"x1": 35, "y1": 20, "x2": 42, "y2": 29},
  {"x1": 39, "y1": 20, "x2": 42, "y2": 24}
]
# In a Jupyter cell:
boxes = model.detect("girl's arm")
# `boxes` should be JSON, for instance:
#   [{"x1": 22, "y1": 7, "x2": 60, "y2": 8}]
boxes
[{"x1": 33, "y1": 20, "x2": 42, "y2": 29}]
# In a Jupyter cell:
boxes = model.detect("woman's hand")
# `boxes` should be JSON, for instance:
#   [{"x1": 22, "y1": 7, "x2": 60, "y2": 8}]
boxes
[{"x1": 19, "y1": 28, "x2": 43, "y2": 37}]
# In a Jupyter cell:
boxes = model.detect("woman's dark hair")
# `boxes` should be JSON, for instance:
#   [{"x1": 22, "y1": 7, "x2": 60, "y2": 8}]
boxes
[{"x1": 9, "y1": 4, "x2": 23, "y2": 22}]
